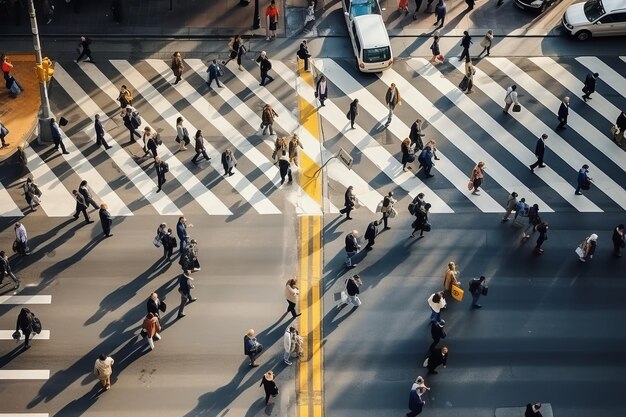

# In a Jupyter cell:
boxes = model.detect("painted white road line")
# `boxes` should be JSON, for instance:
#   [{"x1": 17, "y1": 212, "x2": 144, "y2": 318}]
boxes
[
  {"x1": 0, "y1": 180, "x2": 23, "y2": 217},
  {"x1": 24, "y1": 146, "x2": 74, "y2": 217},
  {"x1": 452, "y1": 59, "x2": 602, "y2": 212},
  {"x1": 0, "y1": 330, "x2": 50, "y2": 340},
  {"x1": 531, "y1": 57, "x2": 620, "y2": 125},
  {"x1": 110, "y1": 60, "x2": 232, "y2": 216},
  {"x1": 225, "y1": 62, "x2": 382, "y2": 212},
  {"x1": 145, "y1": 59, "x2": 282, "y2": 215},
  {"x1": 488, "y1": 58, "x2": 626, "y2": 176},
  {"x1": 0, "y1": 414, "x2": 49, "y2": 417},
  {"x1": 317, "y1": 59, "x2": 470, "y2": 213},
  {"x1": 0, "y1": 295, "x2": 52, "y2": 304},
  {"x1": 55, "y1": 64, "x2": 182, "y2": 216},
  {"x1": 487, "y1": 57, "x2": 626, "y2": 210},
  {"x1": 0, "y1": 370, "x2": 50, "y2": 380},
  {"x1": 581, "y1": 57, "x2": 626, "y2": 103}
]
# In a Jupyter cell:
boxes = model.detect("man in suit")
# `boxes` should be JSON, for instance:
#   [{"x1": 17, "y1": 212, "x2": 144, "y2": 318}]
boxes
[
  {"x1": 427, "y1": 346, "x2": 448, "y2": 374},
  {"x1": 556, "y1": 96, "x2": 569, "y2": 129},
  {"x1": 155, "y1": 156, "x2": 167, "y2": 193},
  {"x1": 177, "y1": 272, "x2": 196, "y2": 318},
  {"x1": 409, "y1": 118, "x2": 425, "y2": 150},
  {"x1": 176, "y1": 216, "x2": 189, "y2": 254},
  {"x1": 582, "y1": 72, "x2": 599, "y2": 102},
  {"x1": 50, "y1": 118, "x2": 69, "y2": 154},
  {"x1": 79, "y1": 180, "x2": 99, "y2": 210},
  {"x1": 72, "y1": 189, "x2": 92, "y2": 223},
  {"x1": 468, "y1": 275, "x2": 486, "y2": 308},
  {"x1": 364, "y1": 220, "x2": 381, "y2": 250},
  {"x1": 529, "y1": 134, "x2": 547, "y2": 172},
  {"x1": 458, "y1": 31, "x2": 472, "y2": 62},
  {"x1": 94, "y1": 114, "x2": 111, "y2": 150}
]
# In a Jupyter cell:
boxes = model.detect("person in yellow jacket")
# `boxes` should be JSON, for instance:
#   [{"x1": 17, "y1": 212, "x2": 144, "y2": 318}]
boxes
[{"x1": 443, "y1": 261, "x2": 460, "y2": 294}]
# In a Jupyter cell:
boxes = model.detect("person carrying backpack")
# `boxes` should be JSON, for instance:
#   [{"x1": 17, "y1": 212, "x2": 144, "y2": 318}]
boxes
[{"x1": 15, "y1": 308, "x2": 40, "y2": 350}]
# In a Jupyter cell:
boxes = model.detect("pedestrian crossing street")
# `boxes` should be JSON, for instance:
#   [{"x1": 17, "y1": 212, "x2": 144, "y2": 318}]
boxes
[{"x1": 1, "y1": 55, "x2": 625, "y2": 217}]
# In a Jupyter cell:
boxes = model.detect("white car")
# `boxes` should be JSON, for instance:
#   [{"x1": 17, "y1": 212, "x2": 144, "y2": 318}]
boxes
[
  {"x1": 342, "y1": 0, "x2": 393, "y2": 72},
  {"x1": 562, "y1": 0, "x2": 626, "y2": 40}
]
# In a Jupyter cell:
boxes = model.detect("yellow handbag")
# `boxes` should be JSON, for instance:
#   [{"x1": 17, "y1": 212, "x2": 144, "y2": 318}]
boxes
[{"x1": 451, "y1": 284, "x2": 464, "y2": 302}]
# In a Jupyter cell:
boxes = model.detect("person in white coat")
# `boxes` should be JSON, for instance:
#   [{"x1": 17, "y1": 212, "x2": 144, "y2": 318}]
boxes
[
  {"x1": 503, "y1": 85, "x2": 519, "y2": 113},
  {"x1": 283, "y1": 326, "x2": 295, "y2": 365}
]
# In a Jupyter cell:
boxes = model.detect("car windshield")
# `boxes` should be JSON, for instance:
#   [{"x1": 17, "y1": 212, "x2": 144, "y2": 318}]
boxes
[
  {"x1": 583, "y1": 0, "x2": 605, "y2": 21},
  {"x1": 350, "y1": 0, "x2": 381, "y2": 17},
  {"x1": 363, "y1": 46, "x2": 391, "y2": 63}
]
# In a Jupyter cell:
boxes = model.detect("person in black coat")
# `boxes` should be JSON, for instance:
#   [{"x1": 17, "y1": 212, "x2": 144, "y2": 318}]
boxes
[
  {"x1": 344, "y1": 230, "x2": 360, "y2": 267},
  {"x1": 297, "y1": 40, "x2": 311, "y2": 71},
  {"x1": 15, "y1": 307, "x2": 34, "y2": 349},
  {"x1": 122, "y1": 108, "x2": 141, "y2": 142},
  {"x1": 155, "y1": 157, "x2": 167, "y2": 193},
  {"x1": 534, "y1": 222, "x2": 549, "y2": 255},
  {"x1": 427, "y1": 346, "x2": 448, "y2": 374},
  {"x1": 177, "y1": 272, "x2": 196, "y2": 318},
  {"x1": 256, "y1": 51, "x2": 274, "y2": 86},
  {"x1": 0, "y1": 250, "x2": 20, "y2": 289},
  {"x1": 525, "y1": 402, "x2": 543, "y2": 417},
  {"x1": 557, "y1": 96, "x2": 570, "y2": 129},
  {"x1": 615, "y1": 111, "x2": 626, "y2": 146},
  {"x1": 146, "y1": 133, "x2": 158, "y2": 159},
  {"x1": 407, "y1": 384, "x2": 425, "y2": 416},
  {"x1": 146, "y1": 292, "x2": 165, "y2": 319},
  {"x1": 315, "y1": 75, "x2": 328, "y2": 107},
  {"x1": 191, "y1": 130, "x2": 210, "y2": 165},
  {"x1": 418, "y1": 147, "x2": 434, "y2": 178},
  {"x1": 409, "y1": 118, "x2": 425, "y2": 150},
  {"x1": 411, "y1": 202, "x2": 431, "y2": 238},
  {"x1": 99, "y1": 203, "x2": 112, "y2": 237},
  {"x1": 429, "y1": 319, "x2": 445, "y2": 352},
  {"x1": 612, "y1": 224, "x2": 625, "y2": 257},
  {"x1": 260, "y1": 371, "x2": 278, "y2": 405},
  {"x1": 339, "y1": 186, "x2": 356, "y2": 219},
  {"x1": 459, "y1": 31, "x2": 472, "y2": 62},
  {"x1": 79, "y1": 180, "x2": 99, "y2": 210},
  {"x1": 529, "y1": 133, "x2": 547, "y2": 172},
  {"x1": 348, "y1": 99, "x2": 358, "y2": 129},
  {"x1": 364, "y1": 220, "x2": 381, "y2": 250},
  {"x1": 94, "y1": 114, "x2": 111, "y2": 150},
  {"x1": 582, "y1": 72, "x2": 599, "y2": 102}
]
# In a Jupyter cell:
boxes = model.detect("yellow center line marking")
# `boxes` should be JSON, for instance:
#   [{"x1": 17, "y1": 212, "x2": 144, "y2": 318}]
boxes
[{"x1": 297, "y1": 58, "x2": 324, "y2": 417}]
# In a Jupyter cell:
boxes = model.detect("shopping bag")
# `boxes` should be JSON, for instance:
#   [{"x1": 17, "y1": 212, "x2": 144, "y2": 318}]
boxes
[
  {"x1": 340, "y1": 290, "x2": 348, "y2": 304},
  {"x1": 153, "y1": 235, "x2": 161, "y2": 247},
  {"x1": 575, "y1": 246, "x2": 584, "y2": 257},
  {"x1": 389, "y1": 207, "x2": 398, "y2": 219},
  {"x1": 458, "y1": 76, "x2": 469, "y2": 91},
  {"x1": 451, "y1": 284, "x2": 464, "y2": 302},
  {"x1": 512, "y1": 104, "x2": 521, "y2": 113},
  {"x1": 467, "y1": 180, "x2": 474, "y2": 191}
]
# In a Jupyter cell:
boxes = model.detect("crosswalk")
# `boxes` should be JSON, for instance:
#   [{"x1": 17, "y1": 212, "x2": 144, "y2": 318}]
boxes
[{"x1": 1, "y1": 56, "x2": 625, "y2": 217}]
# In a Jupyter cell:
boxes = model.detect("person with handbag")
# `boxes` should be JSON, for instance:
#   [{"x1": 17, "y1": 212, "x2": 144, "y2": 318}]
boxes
[
  {"x1": 146, "y1": 292, "x2": 166, "y2": 319},
  {"x1": 72, "y1": 189, "x2": 92, "y2": 224},
  {"x1": 142, "y1": 312, "x2": 162, "y2": 350},
  {"x1": 379, "y1": 191, "x2": 397, "y2": 230},
  {"x1": 93, "y1": 354, "x2": 114, "y2": 391},
  {"x1": 265, "y1": 0, "x2": 280, "y2": 40},
  {"x1": 521, "y1": 204, "x2": 540, "y2": 241},
  {"x1": 23, "y1": 177, "x2": 39, "y2": 212},
  {"x1": 411, "y1": 202, "x2": 431, "y2": 238},
  {"x1": 244, "y1": 329, "x2": 263, "y2": 367},
  {"x1": 443, "y1": 262, "x2": 460, "y2": 294},
  {"x1": 581, "y1": 72, "x2": 599, "y2": 102},
  {"x1": 260, "y1": 370, "x2": 278, "y2": 405},
  {"x1": 534, "y1": 222, "x2": 549, "y2": 255},
  {"x1": 221, "y1": 147, "x2": 237, "y2": 176},
  {"x1": 529, "y1": 134, "x2": 547, "y2": 173},
  {"x1": 342, "y1": 274, "x2": 362, "y2": 307},
  {"x1": 0, "y1": 250, "x2": 20, "y2": 289},
  {"x1": 177, "y1": 272, "x2": 197, "y2": 318},
  {"x1": 364, "y1": 220, "x2": 382, "y2": 250},
  {"x1": 578, "y1": 233, "x2": 598, "y2": 263},
  {"x1": 117, "y1": 85, "x2": 132, "y2": 109},
  {"x1": 429, "y1": 320, "x2": 446, "y2": 352},
  {"x1": 501, "y1": 191, "x2": 518, "y2": 222},
  {"x1": 426, "y1": 346, "x2": 448, "y2": 375},
  {"x1": 122, "y1": 107, "x2": 142, "y2": 142},
  {"x1": 468, "y1": 276, "x2": 486, "y2": 308},
  {"x1": 175, "y1": 116, "x2": 189, "y2": 151},
  {"x1": 256, "y1": 51, "x2": 275, "y2": 87},
  {"x1": 223, "y1": 35, "x2": 245, "y2": 71},
  {"x1": 348, "y1": 98, "x2": 359, "y2": 129},
  {"x1": 401, "y1": 137, "x2": 415, "y2": 172},
  {"x1": 50, "y1": 118, "x2": 69, "y2": 155},
  {"x1": 503, "y1": 85, "x2": 519, "y2": 113},
  {"x1": 261, "y1": 103, "x2": 278, "y2": 135},
  {"x1": 463, "y1": 57, "x2": 475, "y2": 94},
  {"x1": 191, "y1": 130, "x2": 211, "y2": 165},
  {"x1": 15, "y1": 308, "x2": 35, "y2": 350},
  {"x1": 297, "y1": 40, "x2": 311, "y2": 72},
  {"x1": 469, "y1": 161, "x2": 485, "y2": 195}
]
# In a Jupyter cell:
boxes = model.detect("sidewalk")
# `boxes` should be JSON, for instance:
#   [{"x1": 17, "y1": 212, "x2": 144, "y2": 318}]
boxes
[{"x1": 0, "y1": 53, "x2": 40, "y2": 162}]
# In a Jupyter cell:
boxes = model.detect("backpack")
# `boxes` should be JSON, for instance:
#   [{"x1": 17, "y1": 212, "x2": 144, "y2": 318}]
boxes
[
  {"x1": 130, "y1": 110, "x2": 141, "y2": 129},
  {"x1": 408, "y1": 202, "x2": 416, "y2": 215},
  {"x1": 155, "y1": 133, "x2": 162, "y2": 146},
  {"x1": 517, "y1": 202, "x2": 529, "y2": 217},
  {"x1": 32, "y1": 316, "x2": 42, "y2": 334},
  {"x1": 418, "y1": 149, "x2": 428, "y2": 165},
  {"x1": 162, "y1": 162, "x2": 169, "y2": 173}
]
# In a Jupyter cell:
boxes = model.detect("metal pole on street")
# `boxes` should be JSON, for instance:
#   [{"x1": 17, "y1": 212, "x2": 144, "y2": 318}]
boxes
[
  {"x1": 27, "y1": 0, "x2": 53, "y2": 144},
  {"x1": 253, "y1": 0, "x2": 261, "y2": 29}
]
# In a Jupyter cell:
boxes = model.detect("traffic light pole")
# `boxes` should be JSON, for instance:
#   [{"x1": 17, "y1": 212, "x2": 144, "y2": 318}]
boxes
[{"x1": 28, "y1": 0, "x2": 53, "y2": 144}]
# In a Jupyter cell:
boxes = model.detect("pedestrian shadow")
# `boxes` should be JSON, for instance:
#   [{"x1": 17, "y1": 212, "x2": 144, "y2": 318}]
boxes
[
  {"x1": 437, "y1": 8, "x2": 472, "y2": 36},
  {"x1": 322, "y1": 214, "x2": 347, "y2": 244},
  {"x1": 0, "y1": 344, "x2": 28, "y2": 368},
  {"x1": 84, "y1": 258, "x2": 175, "y2": 326},
  {"x1": 323, "y1": 302, "x2": 358, "y2": 336}
]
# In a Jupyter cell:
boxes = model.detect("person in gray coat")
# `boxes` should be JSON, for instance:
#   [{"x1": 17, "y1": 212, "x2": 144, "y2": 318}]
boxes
[
  {"x1": 177, "y1": 272, "x2": 196, "y2": 318},
  {"x1": 221, "y1": 148, "x2": 237, "y2": 176}
]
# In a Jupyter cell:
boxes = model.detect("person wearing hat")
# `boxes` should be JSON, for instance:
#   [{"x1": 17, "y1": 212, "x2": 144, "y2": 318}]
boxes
[
  {"x1": 575, "y1": 164, "x2": 591, "y2": 195},
  {"x1": 429, "y1": 319, "x2": 446, "y2": 352},
  {"x1": 529, "y1": 134, "x2": 547, "y2": 173},
  {"x1": 582, "y1": 72, "x2": 599, "y2": 102},
  {"x1": 344, "y1": 230, "x2": 360, "y2": 268},
  {"x1": 244, "y1": 329, "x2": 263, "y2": 367},
  {"x1": 256, "y1": 51, "x2": 274, "y2": 86},
  {"x1": 260, "y1": 370, "x2": 278, "y2": 405}
]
